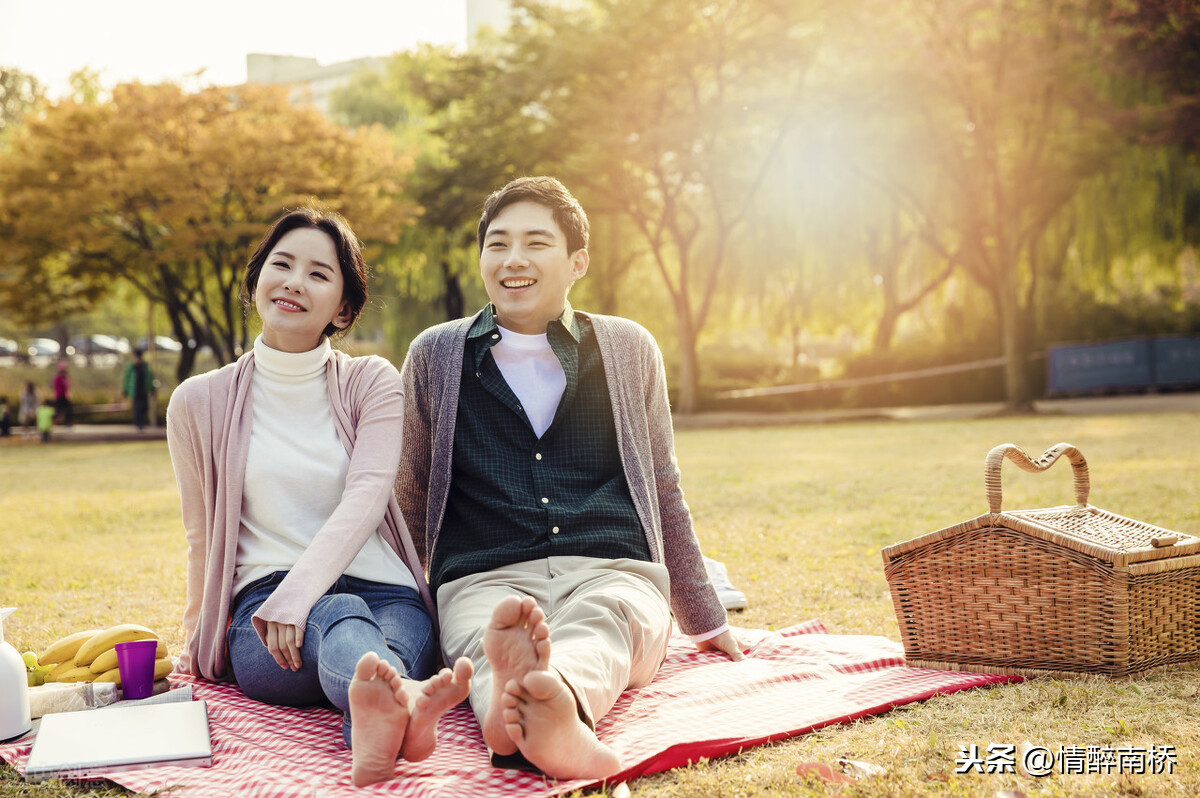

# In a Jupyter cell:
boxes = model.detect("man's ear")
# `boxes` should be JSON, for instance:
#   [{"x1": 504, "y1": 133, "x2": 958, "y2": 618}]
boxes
[{"x1": 571, "y1": 249, "x2": 590, "y2": 282}]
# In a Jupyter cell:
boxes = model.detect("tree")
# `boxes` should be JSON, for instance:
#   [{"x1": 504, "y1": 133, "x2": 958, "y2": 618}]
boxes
[
  {"x1": 877, "y1": 0, "x2": 1120, "y2": 409},
  {"x1": 485, "y1": 0, "x2": 829, "y2": 412},
  {"x1": 0, "y1": 67, "x2": 42, "y2": 140},
  {"x1": 1107, "y1": 0, "x2": 1200, "y2": 153},
  {"x1": 0, "y1": 82, "x2": 415, "y2": 379},
  {"x1": 331, "y1": 44, "x2": 546, "y2": 343}
]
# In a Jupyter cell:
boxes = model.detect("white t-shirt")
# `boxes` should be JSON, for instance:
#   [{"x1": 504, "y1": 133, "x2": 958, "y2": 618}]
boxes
[
  {"x1": 490, "y1": 325, "x2": 567, "y2": 438},
  {"x1": 232, "y1": 335, "x2": 415, "y2": 597}
]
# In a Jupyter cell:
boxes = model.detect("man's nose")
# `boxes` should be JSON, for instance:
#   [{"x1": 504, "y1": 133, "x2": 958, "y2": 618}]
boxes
[{"x1": 504, "y1": 247, "x2": 530, "y2": 267}]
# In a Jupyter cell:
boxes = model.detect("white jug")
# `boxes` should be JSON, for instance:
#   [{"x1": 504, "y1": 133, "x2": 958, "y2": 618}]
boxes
[{"x1": 0, "y1": 607, "x2": 32, "y2": 741}]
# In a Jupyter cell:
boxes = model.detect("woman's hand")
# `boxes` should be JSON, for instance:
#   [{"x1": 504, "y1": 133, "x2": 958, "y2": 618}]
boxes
[{"x1": 264, "y1": 621, "x2": 305, "y2": 671}]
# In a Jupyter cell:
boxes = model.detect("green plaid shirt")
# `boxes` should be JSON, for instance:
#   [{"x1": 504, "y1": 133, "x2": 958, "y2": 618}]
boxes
[{"x1": 431, "y1": 304, "x2": 650, "y2": 589}]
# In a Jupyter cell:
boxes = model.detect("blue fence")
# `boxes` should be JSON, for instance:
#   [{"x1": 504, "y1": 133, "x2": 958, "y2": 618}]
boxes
[{"x1": 1047, "y1": 337, "x2": 1200, "y2": 394}]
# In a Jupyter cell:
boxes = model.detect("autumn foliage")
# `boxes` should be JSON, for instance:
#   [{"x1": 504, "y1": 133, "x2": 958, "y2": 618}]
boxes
[{"x1": 0, "y1": 82, "x2": 415, "y2": 378}]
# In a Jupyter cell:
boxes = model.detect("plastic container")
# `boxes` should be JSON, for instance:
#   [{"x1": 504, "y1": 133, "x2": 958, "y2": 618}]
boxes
[{"x1": 0, "y1": 607, "x2": 32, "y2": 741}]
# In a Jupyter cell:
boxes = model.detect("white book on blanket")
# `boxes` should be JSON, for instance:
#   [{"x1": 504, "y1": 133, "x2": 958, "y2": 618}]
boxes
[{"x1": 25, "y1": 699, "x2": 212, "y2": 783}]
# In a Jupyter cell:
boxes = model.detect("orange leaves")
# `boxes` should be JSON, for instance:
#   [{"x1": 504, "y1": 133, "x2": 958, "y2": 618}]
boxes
[{"x1": 0, "y1": 81, "x2": 417, "y2": 369}]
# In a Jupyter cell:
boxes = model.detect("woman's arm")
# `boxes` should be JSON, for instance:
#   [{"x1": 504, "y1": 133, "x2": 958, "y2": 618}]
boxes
[
  {"x1": 165, "y1": 385, "x2": 209, "y2": 677},
  {"x1": 249, "y1": 358, "x2": 405, "y2": 638}
]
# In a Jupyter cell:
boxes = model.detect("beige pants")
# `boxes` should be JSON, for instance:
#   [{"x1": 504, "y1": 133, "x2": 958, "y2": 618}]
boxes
[{"x1": 437, "y1": 556, "x2": 672, "y2": 729}]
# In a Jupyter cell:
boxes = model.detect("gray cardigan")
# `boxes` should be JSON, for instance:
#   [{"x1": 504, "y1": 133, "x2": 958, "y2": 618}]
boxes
[{"x1": 396, "y1": 309, "x2": 727, "y2": 636}]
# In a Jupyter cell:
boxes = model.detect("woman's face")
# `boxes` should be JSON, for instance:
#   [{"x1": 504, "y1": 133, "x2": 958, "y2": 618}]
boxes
[{"x1": 253, "y1": 227, "x2": 351, "y2": 353}]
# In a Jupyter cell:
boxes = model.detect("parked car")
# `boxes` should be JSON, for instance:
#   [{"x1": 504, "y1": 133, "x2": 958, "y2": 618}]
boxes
[
  {"x1": 135, "y1": 335, "x2": 184, "y2": 353},
  {"x1": 68, "y1": 334, "x2": 131, "y2": 357},
  {"x1": 0, "y1": 337, "x2": 19, "y2": 363},
  {"x1": 67, "y1": 334, "x2": 131, "y2": 366},
  {"x1": 22, "y1": 338, "x2": 60, "y2": 367}
]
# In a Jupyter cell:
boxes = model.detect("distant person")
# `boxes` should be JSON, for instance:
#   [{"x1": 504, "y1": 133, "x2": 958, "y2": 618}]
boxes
[
  {"x1": 165, "y1": 208, "x2": 471, "y2": 787},
  {"x1": 52, "y1": 361, "x2": 72, "y2": 427},
  {"x1": 361, "y1": 177, "x2": 743, "y2": 784},
  {"x1": 36, "y1": 398, "x2": 54, "y2": 443},
  {"x1": 122, "y1": 349, "x2": 155, "y2": 430},
  {"x1": 19, "y1": 381, "x2": 38, "y2": 439},
  {"x1": 0, "y1": 400, "x2": 11, "y2": 437}
]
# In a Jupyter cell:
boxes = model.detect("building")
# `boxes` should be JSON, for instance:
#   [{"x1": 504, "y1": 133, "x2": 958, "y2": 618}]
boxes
[
  {"x1": 467, "y1": 0, "x2": 513, "y2": 45},
  {"x1": 247, "y1": 2, "x2": 517, "y2": 113},
  {"x1": 245, "y1": 54, "x2": 385, "y2": 115}
]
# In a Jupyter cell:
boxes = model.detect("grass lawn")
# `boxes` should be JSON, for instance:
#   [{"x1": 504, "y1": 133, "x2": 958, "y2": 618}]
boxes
[{"x1": 1, "y1": 409, "x2": 1198, "y2": 797}]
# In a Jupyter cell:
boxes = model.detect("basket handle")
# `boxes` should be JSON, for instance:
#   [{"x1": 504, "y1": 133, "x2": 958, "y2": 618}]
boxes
[{"x1": 985, "y1": 442, "x2": 1090, "y2": 513}]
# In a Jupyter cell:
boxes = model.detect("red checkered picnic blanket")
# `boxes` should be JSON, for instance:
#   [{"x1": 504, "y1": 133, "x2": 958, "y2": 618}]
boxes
[{"x1": 1, "y1": 621, "x2": 1019, "y2": 796}]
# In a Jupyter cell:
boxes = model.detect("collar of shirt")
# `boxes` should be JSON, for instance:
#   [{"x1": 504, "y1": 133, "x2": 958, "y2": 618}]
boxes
[{"x1": 467, "y1": 302, "x2": 583, "y2": 373}]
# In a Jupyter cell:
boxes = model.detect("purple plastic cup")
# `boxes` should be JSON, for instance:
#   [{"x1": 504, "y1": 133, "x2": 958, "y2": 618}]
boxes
[{"x1": 115, "y1": 639, "x2": 159, "y2": 699}]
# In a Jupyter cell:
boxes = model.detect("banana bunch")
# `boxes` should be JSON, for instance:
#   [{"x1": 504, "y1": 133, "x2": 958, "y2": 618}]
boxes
[{"x1": 36, "y1": 624, "x2": 172, "y2": 686}]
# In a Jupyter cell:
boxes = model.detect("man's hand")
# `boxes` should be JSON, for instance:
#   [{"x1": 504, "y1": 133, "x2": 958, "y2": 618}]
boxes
[
  {"x1": 696, "y1": 629, "x2": 746, "y2": 662},
  {"x1": 264, "y1": 621, "x2": 305, "y2": 671}
]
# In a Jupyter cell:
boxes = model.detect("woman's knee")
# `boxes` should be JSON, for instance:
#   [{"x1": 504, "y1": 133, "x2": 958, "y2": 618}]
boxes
[{"x1": 306, "y1": 593, "x2": 372, "y2": 632}]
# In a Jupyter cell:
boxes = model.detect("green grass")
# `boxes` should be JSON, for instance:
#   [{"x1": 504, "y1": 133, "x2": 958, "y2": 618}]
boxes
[{"x1": 2, "y1": 409, "x2": 1199, "y2": 797}]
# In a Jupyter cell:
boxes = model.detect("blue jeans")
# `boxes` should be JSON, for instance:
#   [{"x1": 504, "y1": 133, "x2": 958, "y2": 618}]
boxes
[{"x1": 227, "y1": 571, "x2": 435, "y2": 747}]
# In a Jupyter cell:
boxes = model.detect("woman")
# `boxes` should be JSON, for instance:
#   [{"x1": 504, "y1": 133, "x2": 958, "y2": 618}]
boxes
[
  {"x1": 19, "y1": 381, "x2": 38, "y2": 438},
  {"x1": 166, "y1": 209, "x2": 469, "y2": 784}
]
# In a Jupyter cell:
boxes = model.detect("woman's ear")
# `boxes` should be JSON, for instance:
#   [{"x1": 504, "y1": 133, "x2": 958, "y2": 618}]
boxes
[{"x1": 331, "y1": 300, "x2": 353, "y2": 330}]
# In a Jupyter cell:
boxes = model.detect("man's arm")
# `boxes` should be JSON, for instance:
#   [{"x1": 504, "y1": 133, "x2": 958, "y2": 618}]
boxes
[
  {"x1": 397, "y1": 335, "x2": 435, "y2": 568},
  {"x1": 635, "y1": 326, "x2": 742, "y2": 657},
  {"x1": 696, "y1": 629, "x2": 745, "y2": 660}
]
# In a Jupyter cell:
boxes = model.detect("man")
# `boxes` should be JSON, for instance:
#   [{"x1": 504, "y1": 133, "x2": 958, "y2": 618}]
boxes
[
  {"x1": 371, "y1": 176, "x2": 742, "y2": 782},
  {"x1": 122, "y1": 348, "x2": 154, "y2": 430}
]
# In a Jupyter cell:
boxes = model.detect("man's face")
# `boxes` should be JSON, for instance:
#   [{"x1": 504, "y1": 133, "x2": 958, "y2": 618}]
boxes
[{"x1": 479, "y1": 200, "x2": 588, "y2": 335}]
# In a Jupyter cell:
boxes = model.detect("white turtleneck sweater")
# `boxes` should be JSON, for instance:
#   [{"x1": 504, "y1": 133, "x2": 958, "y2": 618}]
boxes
[{"x1": 232, "y1": 335, "x2": 415, "y2": 598}]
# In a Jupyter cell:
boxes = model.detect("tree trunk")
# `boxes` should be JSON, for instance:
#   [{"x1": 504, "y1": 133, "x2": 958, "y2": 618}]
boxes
[
  {"x1": 998, "y1": 265, "x2": 1034, "y2": 411},
  {"x1": 442, "y1": 260, "x2": 464, "y2": 321},
  {"x1": 874, "y1": 305, "x2": 899, "y2": 354},
  {"x1": 177, "y1": 344, "x2": 198, "y2": 383},
  {"x1": 675, "y1": 310, "x2": 700, "y2": 414}
]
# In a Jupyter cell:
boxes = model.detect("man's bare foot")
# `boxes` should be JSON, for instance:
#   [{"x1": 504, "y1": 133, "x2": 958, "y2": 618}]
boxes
[
  {"x1": 399, "y1": 656, "x2": 474, "y2": 762},
  {"x1": 349, "y1": 651, "x2": 409, "y2": 787},
  {"x1": 501, "y1": 670, "x2": 622, "y2": 780},
  {"x1": 481, "y1": 596, "x2": 550, "y2": 754}
]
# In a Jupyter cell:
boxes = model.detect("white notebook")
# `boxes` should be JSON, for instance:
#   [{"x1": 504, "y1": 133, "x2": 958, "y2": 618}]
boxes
[{"x1": 25, "y1": 699, "x2": 211, "y2": 783}]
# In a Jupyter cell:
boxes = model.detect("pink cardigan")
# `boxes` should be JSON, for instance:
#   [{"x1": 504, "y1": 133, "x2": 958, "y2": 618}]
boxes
[{"x1": 166, "y1": 348, "x2": 434, "y2": 681}]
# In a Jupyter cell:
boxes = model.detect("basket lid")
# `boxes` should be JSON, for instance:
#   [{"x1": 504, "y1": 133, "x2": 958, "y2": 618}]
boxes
[
  {"x1": 1003, "y1": 504, "x2": 1200, "y2": 564},
  {"x1": 981, "y1": 443, "x2": 1199, "y2": 563}
]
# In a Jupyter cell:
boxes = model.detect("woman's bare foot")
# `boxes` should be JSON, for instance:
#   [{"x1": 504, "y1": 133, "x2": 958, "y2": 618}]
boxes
[
  {"x1": 481, "y1": 596, "x2": 550, "y2": 754},
  {"x1": 348, "y1": 651, "x2": 410, "y2": 787},
  {"x1": 399, "y1": 656, "x2": 474, "y2": 762},
  {"x1": 500, "y1": 669, "x2": 622, "y2": 780}
]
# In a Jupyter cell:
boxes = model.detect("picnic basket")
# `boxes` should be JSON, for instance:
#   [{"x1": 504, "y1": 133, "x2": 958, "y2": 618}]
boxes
[{"x1": 881, "y1": 442, "x2": 1200, "y2": 678}]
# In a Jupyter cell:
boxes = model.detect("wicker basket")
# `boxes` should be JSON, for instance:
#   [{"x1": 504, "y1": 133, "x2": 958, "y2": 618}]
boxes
[{"x1": 882, "y1": 442, "x2": 1200, "y2": 678}]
